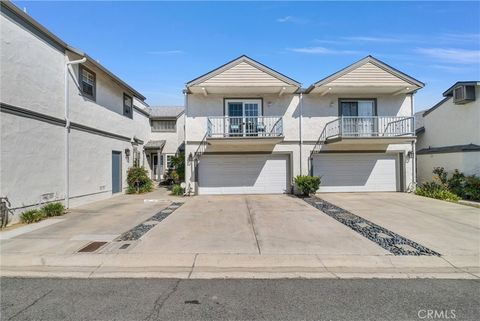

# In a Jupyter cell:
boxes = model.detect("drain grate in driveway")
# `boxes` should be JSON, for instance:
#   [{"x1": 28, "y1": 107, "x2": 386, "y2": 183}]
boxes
[
  {"x1": 116, "y1": 202, "x2": 184, "y2": 241},
  {"x1": 303, "y1": 197, "x2": 440, "y2": 256},
  {"x1": 78, "y1": 241, "x2": 107, "y2": 253}
]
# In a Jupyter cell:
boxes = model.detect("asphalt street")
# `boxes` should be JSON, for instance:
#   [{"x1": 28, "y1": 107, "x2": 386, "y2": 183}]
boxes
[{"x1": 1, "y1": 278, "x2": 479, "y2": 321}]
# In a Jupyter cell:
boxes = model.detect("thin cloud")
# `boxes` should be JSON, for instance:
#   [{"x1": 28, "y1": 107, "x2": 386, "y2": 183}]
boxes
[
  {"x1": 439, "y1": 33, "x2": 480, "y2": 44},
  {"x1": 415, "y1": 48, "x2": 480, "y2": 64},
  {"x1": 276, "y1": 16, "x2": 308, "y2": 24},
  {"x1": 146, "y1": 50, "x2": 184, "y2": 55},
  {"x1": 428, "y1": 64, "x2": 471, "y2": 73},
  {"x1": 288, "y1": 47, "x2": 360, "y2": 55},
  {"x1": 341, "y1": 36, "x2": 403, "y2": 43}
]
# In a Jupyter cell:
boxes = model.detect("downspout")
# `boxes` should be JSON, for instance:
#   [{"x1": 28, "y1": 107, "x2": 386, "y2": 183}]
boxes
[
  {"x1": 411, "y1": 93, "x2": 417, "y2": 191},
  {"x1": 64, "y1": 56, "x2": 87, "y2": 208},
  {"x1": 299, "y1": 92, "x2": 303, "y2": 175},
  {"x1": 183, "y1": 89, "x2": 190, "y2": 194}
]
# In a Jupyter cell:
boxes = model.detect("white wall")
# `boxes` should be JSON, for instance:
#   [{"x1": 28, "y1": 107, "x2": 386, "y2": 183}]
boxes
[
  {"x1": 0, "y1": 8, "x2": 150, "y2": 223},
  {"x1": 417, "y1": 152, "x2": 480, "y2": 183},
  {"x1": 184, "y1": 91, "x2": 415, "y2": 192},
  {"x1": 417, "y1": 89, "x2": 480, "y2": 150}
]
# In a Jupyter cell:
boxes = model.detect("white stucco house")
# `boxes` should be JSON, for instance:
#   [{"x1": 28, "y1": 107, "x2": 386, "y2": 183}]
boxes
[
  {"x1": 145, "y1": 106, "x2": 185, "y2": 181},
  {"x1": 0, "y1": 2, "x2": 184, "y2": 223},
  {"x1": 416, "y1": 81, "x2": 480, "y2": 182},
  {"x1": 184, "y1": 55, "x2": 424, "y2": 195}
]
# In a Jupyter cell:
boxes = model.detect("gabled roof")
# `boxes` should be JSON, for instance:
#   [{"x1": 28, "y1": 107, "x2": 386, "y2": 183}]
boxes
[
  {"x1": 148, "y1": 106, "x2": 184, "y2": 119},
  {"x1": 144, "y1": 140, "x2": 166, "y2": 150},
  {"x1": 442, "y1": 81, "x2": 480, "y2": 97},
  {"x1": 305, "y1": 55, "x2": 425, "y2": 93},
  {"x1": 2, "y1": 1, "x2": 146, "y2": 101},
  {"x1": 186, "y1": 55, "x2": 301, "y2": 88}
]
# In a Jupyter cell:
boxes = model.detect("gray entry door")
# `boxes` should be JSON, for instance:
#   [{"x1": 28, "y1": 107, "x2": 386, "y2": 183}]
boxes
[{"x1": 112, "y1": 151, "x2": 122, "y2": 193}]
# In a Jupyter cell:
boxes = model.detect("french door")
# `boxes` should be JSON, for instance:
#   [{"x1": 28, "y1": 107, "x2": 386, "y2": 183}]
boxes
[
  {"x1": 340, "y1": 100, "x2": 377, "y2": 136},
  {"x1": 225, "y1": 99, "x2": 262, "y2": 137}
]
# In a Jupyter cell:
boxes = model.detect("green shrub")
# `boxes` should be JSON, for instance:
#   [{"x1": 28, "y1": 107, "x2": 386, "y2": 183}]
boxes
[
  {"x1": 171, "y1": 184, "x2": 183, "y2": 196},
  {"x1": 42, "y1": 202, "x2": 65, "y2": 217},
  {"x1": 464, "y1": 175, "x2": 480, "y2": 201},
  {"x1": 127, "y1": 166, "x2": 154, "y2": 194},
  {"x1": 415, "y1": 181, "x2": 460, "y2": 202},
  {"x1": 294, "y1": 175, "x2": 321, "y2": 197},
  {"x1": 165, "y1": 154, "x2": 185, "y2": 184},
  {"x1": 20, "y1": 209, "x2": 45, "y2": 224}
]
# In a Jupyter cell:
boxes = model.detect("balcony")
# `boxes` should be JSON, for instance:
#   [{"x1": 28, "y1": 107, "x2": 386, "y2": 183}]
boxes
[
  {"x1": 207, "y1": 116, "x2": 284, "y2": 145},
  {"x1": 317, "y1": 116, "x2": 415, "y2": 146}
]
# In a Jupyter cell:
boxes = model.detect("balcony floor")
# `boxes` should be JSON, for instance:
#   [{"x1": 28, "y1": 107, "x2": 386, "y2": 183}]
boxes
[{"x1": 324, "y1": 135, "x2": 416, "y2": 145}]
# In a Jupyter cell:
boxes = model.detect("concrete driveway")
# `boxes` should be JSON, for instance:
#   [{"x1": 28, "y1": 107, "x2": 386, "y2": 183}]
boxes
[
  {"x1": 319, "y1": 193, "x2": 480, "y2": 257},
  {"x1": 134, "y1": 195, "x2": 389, "y2": 255}
]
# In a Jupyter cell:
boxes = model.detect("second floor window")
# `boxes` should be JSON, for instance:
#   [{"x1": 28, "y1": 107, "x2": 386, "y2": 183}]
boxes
[
  {"x1": 79, "y1": 65, "x2": 96, "y2": 100},
  {"x1": 123, "y1": 93, "x2": 133, "y2": 118},
  {"x1": 151, "y1": 120, "x2": 176, "y2": 132}
]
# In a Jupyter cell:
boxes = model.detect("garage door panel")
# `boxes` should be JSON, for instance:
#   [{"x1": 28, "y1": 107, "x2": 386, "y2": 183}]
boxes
[
  {"x1": 198, "y1": 155, "x2": 288, "y2": 195},
  {"x1": 313, "y1": 153, "x2": 398, "y2": 192}
]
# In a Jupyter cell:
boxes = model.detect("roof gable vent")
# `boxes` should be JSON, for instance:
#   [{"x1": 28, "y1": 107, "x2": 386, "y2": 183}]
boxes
[{"x1": 453, "y1": 85, "x2": 476, "y2": 104}]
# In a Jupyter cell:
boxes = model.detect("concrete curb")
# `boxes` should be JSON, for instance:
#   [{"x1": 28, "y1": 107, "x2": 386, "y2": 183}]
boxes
[{"x1": 1, "y1": 253, "x2": 479, "y2": 279}]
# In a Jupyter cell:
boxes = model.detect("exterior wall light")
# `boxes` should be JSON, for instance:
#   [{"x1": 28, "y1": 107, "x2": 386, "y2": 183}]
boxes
[{"x1": 125, "y1": 148, "x2": 131, "y2": 157}]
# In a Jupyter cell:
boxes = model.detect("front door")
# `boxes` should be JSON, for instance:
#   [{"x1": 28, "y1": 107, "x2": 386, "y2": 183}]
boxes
[
  {"x1": 152, "y1": 154, "x2": 158, "y2": 180},
  {"x1": 112, "y1": 151, "x2": 122, "y2": 193},
  {"x1": 226, "y1": 99, "x2": 262, "y2": 137}
]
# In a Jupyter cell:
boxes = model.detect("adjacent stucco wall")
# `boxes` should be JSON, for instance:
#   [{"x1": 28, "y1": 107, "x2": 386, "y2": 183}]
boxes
[
  {"x1": 417, "y1": 89, "x2": 480, "y2": 150},
  {"x1": 417, "y1": 152, "x2": 480, "y2": 183},
  {"x1": 416, "y1": 87, "x2": 479, "y2": 181},
  {"x1": 0, "y1": 8, "x2": 150, "y2": 223}
]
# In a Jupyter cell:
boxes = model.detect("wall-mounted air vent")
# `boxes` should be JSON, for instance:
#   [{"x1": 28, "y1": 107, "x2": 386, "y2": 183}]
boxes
[{"x1": 453, "y1": 85, "x2": 476, "y2": 104}]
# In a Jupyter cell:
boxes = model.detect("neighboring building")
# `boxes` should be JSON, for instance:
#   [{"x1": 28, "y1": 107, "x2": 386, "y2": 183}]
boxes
[
  {"x1": 416, "y1": 81, "x2": 480, "y2": 182},
  {"x1": 184, "y1": 55, "x2": 423, "y2": 194},
  {"x1": 145, "y1": 106, "x2": 185, "y2": 180},
  {"x1": 0, "y1": 2, "x2": 182, "y2": 223}
]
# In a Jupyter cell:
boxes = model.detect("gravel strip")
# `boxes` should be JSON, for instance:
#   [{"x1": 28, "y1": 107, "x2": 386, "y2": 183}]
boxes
[
  {"x1": 303, "y1": 197, "x2": 440, "y2": 256},
  {"x1": 116, "y1": 202, "x2": 184, "y2": 241}
]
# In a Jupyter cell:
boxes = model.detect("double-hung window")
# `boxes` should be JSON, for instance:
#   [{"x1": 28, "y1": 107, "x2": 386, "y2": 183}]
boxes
[
  {"x1": 123, "y1": 93, "x2": 133, "y2": 118},
  {"x1": 79, "y1": 65, "x2": 96, "y2": 100}
]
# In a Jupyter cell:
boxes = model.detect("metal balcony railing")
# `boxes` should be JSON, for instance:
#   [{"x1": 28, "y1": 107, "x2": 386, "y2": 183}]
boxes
[
  {"x1": 207, "y1": 116, "x2": 283, "y2": 138},
  {"x1": 312, "y1": 116, "x2": 415, "y2": 154}
]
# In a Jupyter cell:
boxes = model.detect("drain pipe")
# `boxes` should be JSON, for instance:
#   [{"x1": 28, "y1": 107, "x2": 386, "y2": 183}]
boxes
[
  {"x1": 299, "y1": 92, "x2": 303, "y2": 174},
  {"x1": 411, "y1": 93, "x2": 417, "y2": 190},
  {"x1": 64, "y1": 56, "x2": 87, "y2": 208}
]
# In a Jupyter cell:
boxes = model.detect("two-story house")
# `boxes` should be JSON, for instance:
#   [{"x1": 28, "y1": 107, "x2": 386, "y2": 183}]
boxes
[
  {"x1": 0, "y1": 2, "x2": 151, "y2": 220},
  {"x1": 145, "y1": 106, "x2": 185, "y2": 181},
  {"x1": 184, "y1": 55, "x2": 424, "y2": 194},
  {"x1": 416, "y1": 81, "x2": 480, "y2": 182}
]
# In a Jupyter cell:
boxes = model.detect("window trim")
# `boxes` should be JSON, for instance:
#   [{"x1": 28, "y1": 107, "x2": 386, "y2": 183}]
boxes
[
  {"x1": 123, "y1": 93, "x2": 133, "y2": 119},
  {"x1": 338, "y1": 98, "x2": 377, "y2": 116},
  {"x1": 151, "y1": 119, "x2": 177, "y2": 132},
  {"x1": 223, "y1": 98, "x2": 263, "y2": 117},
  {"x1": 79, "y1": 65, "x2": 96, "y2": 101}
]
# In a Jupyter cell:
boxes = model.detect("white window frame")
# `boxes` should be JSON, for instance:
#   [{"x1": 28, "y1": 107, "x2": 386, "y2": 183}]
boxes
[
  {"x1": 224, "y1": 99, "x2": 263, "y2": 117},
  {"x1": 151, "y1": 119, "x2": 177, "y2": 132}
]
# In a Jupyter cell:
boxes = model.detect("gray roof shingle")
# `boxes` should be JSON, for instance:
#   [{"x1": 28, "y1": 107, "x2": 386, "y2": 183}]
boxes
[
  {"x1": 148, "y1": 106, "x2": 184, "y2": 118},
  {"x1": 144, "y1": 140, "x2": 166, "y2": 150}
]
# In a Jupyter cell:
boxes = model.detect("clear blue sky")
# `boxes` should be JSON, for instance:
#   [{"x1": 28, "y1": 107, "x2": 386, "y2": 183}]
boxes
[{"x1": 14, "y1": 1, "x2": 480, "y2": 111}]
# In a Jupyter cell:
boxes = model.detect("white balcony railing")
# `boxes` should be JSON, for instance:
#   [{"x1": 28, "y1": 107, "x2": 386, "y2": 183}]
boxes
[
  {"x1": 319, "y1": 116, "x2": 414, "y2": 142},
  {"x1": 207, "y1": 116, "x2": 283, "y2": 138}
]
